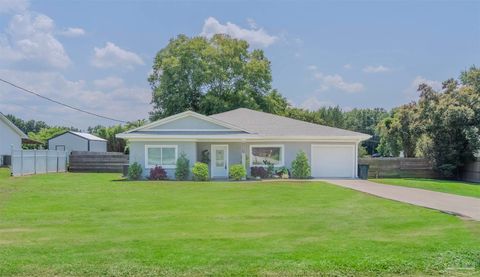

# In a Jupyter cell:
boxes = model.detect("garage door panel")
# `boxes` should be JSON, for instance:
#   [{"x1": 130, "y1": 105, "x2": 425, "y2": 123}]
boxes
[{"x1": 311, "y1": 145, "x2": 355, "y2": 178}]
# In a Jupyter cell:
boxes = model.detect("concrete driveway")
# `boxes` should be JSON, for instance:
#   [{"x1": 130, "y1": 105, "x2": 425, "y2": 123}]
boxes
[{"x1": 325, "y1": 179, "x2": 480, "y2": 221}]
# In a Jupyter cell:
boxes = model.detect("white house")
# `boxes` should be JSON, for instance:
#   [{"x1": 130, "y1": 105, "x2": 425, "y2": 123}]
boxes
[
  {"x1": 48, "y1": 131, "x2": 107, "y2": 153},
  {"x1": 117, "y1": 108, "x2": 371, "y2": 179},
  {"x1": 0, "y1": 113, "x2": 27, "y2": 165}
]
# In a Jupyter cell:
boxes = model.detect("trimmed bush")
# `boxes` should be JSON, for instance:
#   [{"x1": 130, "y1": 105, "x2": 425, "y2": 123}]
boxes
[
  {"x1": 175, "y1": 152, "x2": 190, "y2": 180},
  {"x1": 192, "y1": 162, "x2": 209, "y2": 181},
  {"x1": 291, "y1": 150, "x2": 311, "y2": 179},
  {"x1": 127, "y1": 162, "x2": 143, "y2": 180},
  {"x1": 229, "y1": 164, "x2": 246, "y2": 180},
  {"x1": 149, "y1": 166, "x2": 168, "y2": 180},
  {"x1": 251, "y1": 166, "x2": 268, "y2": 179}
]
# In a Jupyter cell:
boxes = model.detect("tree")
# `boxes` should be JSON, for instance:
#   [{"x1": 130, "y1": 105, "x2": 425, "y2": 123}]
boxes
[
  {"x1": 416, "y1": 69, "x2": 480, "y2": 177},
  {"x1": 5, "y1": 114, "x2": 49, "y2": 134},
  {"x1": 149, "y1": 34, "x2": 273, "y2": 120},
  {"x1": 28, "y1": 127, "x2": 68, "y2": 148},
  {"x1": 344, "y1": 108, "x2": 388, "y2": 154},
  {"x1": 88, "y1": 120, "x2": 146, "y2": 152},
  {"x1": 376, "y1": 104, "x2": 420, "y2": 157}
]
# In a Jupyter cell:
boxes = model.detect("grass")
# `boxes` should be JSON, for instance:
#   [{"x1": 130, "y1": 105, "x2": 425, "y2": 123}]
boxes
[
  {"x1": 372, "y1": 178, "x2": 480, "y2": 198},
  {"x1": 0, "y1": 168, "x2": 479, "y2": 276}
]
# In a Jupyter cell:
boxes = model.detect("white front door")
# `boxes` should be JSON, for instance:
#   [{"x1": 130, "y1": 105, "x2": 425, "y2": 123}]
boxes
[{"x1": 211, "y1": 145, "x2": 228, "y2": 178}]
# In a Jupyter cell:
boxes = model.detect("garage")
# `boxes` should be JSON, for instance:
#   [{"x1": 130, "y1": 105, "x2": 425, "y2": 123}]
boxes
[{"x1": 311, "y1": 144, "x2": 356, "y2": 178}]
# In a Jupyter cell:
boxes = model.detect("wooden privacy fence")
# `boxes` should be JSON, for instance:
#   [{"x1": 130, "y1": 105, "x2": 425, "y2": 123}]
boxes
[
  {"x1": 359, "y1": 158, "x2": 437, "y2": 178},
  {"x1": 69, "y1": 151, "x2": 128, "y2": 173},
  {"x1": 11, "y1": 149, "x2": 67, "y2": 177}
]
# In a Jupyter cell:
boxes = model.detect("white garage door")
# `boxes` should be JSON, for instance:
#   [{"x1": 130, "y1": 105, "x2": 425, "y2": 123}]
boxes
[{"x1": 311, "y1": 144, "x2": 355, "y2": 178}]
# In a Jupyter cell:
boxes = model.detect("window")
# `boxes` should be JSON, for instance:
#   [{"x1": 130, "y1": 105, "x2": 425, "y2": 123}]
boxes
[
  {"x1": 249, "y1": 145, "x2": 284, "y2": 167},
  {"x1": 145, "y1": 145, "x2": 178, "y2": 168}
]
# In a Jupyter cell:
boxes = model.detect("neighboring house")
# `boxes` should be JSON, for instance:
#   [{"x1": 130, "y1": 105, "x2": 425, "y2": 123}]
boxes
[
  {"x1": 48, "y1": 131, "x2": 107, "y2": 153},
  {"x1": 117, "y1": 108, "x2": 370, "y2": 179},
  {"x1": 0, "y1": 113, "x2": 27, "y2": 165}
]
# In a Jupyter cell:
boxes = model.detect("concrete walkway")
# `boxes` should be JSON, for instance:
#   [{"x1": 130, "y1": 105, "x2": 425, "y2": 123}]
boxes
[{"x1": 325, "y1": 179, "x2": 480, "y2": 221}]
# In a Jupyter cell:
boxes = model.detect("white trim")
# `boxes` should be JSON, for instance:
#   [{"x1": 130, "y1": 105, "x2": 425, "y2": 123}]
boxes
[
  {"x1": 310, "y1": 144, "x2": 356, "y2": 178},
  {"x1": 121, "y1": 111, "x2": 252, "y2": 134},
  {"x1": 211, "y1": 144, "x2": 229, "y2": 178},
  {"x1": 144, "y1": 144, "x2": 178, "y2": 169},
  {"x1": 117, "y1": 133, "x2": 370, "y2": 141},
  {"x1": 249, "y1": 144, "x2": 285, "y2": 167}
]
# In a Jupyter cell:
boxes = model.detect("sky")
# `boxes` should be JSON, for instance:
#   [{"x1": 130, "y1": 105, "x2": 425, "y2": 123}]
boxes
[{"x1": 0, "y1": 0, "x2": 479, "y2": 129}]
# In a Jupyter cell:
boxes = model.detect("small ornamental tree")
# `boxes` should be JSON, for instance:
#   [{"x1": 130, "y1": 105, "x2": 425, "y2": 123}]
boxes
[
  {"x1": 291, "y1": 150, "x2": 311, "y2": 179},
  {"x1": 175, "y1": 152, "x2": 190, "y2": 180},
  {"x1": 229, "y1": 164, "x2": 246, "y2": 180},
  {"x1": 192, "y1": 162, "x2": 209, "y2": 181},
  {"x1": 127, "y1": 162, "x2": 143, "y2": 180}
]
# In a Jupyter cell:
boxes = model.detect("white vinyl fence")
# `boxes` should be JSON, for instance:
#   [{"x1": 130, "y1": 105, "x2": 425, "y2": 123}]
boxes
[{"x1": 11, "y1": 149, "x2": 67, "y2": 176}]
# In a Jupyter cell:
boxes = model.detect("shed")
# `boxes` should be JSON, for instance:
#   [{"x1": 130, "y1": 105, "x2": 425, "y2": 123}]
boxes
[{"x1": 48, "y1": 131, "x2": 107, "y2": 153}]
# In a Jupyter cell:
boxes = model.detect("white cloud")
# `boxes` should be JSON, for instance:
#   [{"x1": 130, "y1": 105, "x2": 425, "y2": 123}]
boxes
[
  {"x1": 363, "y1": 65, "x2": 390, "y2": 73},
  {"x1": 309, "y1": 66, "x2": 364, "y2": 93},
  {"x1": 58, "y1": 27, "x2": 85, "y2": 37},
  {"x1": 200, "y1": 17, "x2": 277, "y2": 48},
  {"x1": 0, "y1": 0, "x2": 28, "y2": 14},
  {"x1": 343, "y1": 64, "x2": 352, "y2": 70},
  {"x1": 0, "y1": 69, "x2": 150, "y2": 128},
  {"x1": 300, "y1": 97, "x2": 334, "y2": 111},
  {"x1": 91, "y1": 42, "x2": 144, "y2": 69},
  {"x1": 93, "y1": 76, "x2": 125, "y2": 89},
  {"x1": 403, "y1": 76, "x2": 442, "y2": 100},
  {"x1": 0, "y1": 11, "x2": 71, "y2": 68}
]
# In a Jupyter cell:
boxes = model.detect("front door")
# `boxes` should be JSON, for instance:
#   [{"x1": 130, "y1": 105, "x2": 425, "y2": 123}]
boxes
[{"x1": 211, "y1": 145, "x2": 228, "y2": 178}]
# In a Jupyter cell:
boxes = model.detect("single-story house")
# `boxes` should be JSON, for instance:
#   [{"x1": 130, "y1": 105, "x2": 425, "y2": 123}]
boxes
[
  {"x1": 117, "y1": 108, "x2": 371, "y2": 179},
  {"x1": 0, "y1": 113, "x2": 27, "y2": 165},
  {"x1": 48, "y1": 131, "x2": 107, "y2": 153}
]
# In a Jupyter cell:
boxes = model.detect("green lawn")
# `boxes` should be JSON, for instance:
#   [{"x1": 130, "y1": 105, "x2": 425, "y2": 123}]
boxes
[
  {"x1": 372, "y1": 178, "x2": 480, "y2": 198},
  {"x1": 0, "y1": 169, "x2": 479, "y2": 276}
]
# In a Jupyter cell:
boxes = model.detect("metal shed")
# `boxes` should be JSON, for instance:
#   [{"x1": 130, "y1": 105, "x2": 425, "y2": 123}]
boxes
[{"x1": 48, "y1": 131, "x2": 107, "y2": 153}]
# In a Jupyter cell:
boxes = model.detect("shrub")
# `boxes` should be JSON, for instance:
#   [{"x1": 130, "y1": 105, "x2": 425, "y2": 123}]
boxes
[
  {"x1": 175, "y1": 152, "x2": 190, "y2": 180},
  {"x1": 251, "y1": 166, "x2": 268, "y2": 178},
  {"x1": 149, "y1": 165, "x2": 168, "y2": 180},
  {"x1": 192, "y1": 162, "x2": 209, "y2": 181},
  {"x1": 291, "y1": 150, "x2": 311, "y2": 179},
  {"x1": 263, "y1": 160, "x2": 275, "y2": 178},
  {"x1": 276, "y1": 167, "x2": 289, "y2": 178},
  {"x1": 127, "y1": 162, "x2": 143, "y2": 180},
  {"x1": 229, "y1": 164, "x2": 246, "y2": 180}
]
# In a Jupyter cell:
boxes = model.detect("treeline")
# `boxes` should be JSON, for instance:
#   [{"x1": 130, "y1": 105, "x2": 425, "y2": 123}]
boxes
[{"x1": 376, "y1": 66, "x2": 480, "y2": 177}]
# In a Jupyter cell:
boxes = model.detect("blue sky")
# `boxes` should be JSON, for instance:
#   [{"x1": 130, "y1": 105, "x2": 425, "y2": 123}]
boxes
[{"x1": 0, "y1": 0, "x2": 479, "y2": 129}]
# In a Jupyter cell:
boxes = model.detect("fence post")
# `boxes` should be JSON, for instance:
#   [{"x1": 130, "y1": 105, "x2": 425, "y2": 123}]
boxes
[
  {"x1": 56, "y1": 151, "x2": 59, "y2": 173},
  {"x1": 10, "y1": 145, "x2": 13, "y2": 176},
  {"x1": 46, "y1": 150, "x2": 48, "y2": 173},
  {"x1": 34, "y1": 149, "x2": 37, "y2": 174},
  {"x1": 20, "y1": 149, "x2": 23, "y2": 176}
]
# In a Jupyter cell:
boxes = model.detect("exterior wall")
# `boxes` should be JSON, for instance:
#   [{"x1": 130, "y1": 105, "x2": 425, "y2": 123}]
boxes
[
  {"x1": 88, "y1": 140, "x2": 107, "y2": 152},
  {"x1": 48, "y1": 133, "x2": 88, "y2": 153},
  {"x1": 0, "y1": 119, "x2": 22, "y2": 156},
  {"x1": 146, "y1": 116, "x2": 228, "y2": 130},
  {"x1": 129, "y1": 141, "x2": 197, "y2": 179},
  {"x1": 197, "y1": 141, "x2": 357, "y2": 176}
]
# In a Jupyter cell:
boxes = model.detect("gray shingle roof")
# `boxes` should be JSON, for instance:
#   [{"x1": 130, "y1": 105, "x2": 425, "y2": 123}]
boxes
[{"x1": 210, "y1": 108, "x2": 369, "y2": 138}]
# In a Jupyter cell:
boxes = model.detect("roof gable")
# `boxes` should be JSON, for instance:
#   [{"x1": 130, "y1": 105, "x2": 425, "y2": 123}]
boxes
[
  {"x1": 48, "y1": 131, "x2": 106, "y2": 142},
  {"x1": 125, "y1": 111, "x2": 252, "y2": 134},
  {"x1": 0, "y1": 113, "x2": 27, "y2": 138}
]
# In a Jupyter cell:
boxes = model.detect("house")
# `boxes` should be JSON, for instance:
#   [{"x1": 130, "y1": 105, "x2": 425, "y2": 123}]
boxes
[
  {"x1": 0, "y1": 113, "x2": 27, "y2": 165},
  {"x1": 48, "y1": 131, "x2": 107, "y2": 153},
  {"x1": 116, "y1": 108, "x2": 371, "y2": 179}
]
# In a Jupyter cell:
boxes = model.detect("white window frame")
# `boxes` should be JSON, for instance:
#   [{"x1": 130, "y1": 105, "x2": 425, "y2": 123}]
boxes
[
  {"x1": 249, "y1": 144, "x2": 285, "y2": 167},
  {"x1": 144, "y1": 145, "x2": 178, "y2": 169}
]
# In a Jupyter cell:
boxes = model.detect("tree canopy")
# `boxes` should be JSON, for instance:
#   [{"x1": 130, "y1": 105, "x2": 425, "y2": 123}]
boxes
[{"x1": 149, "y1": 34, "x2": 273, "y2": 120}]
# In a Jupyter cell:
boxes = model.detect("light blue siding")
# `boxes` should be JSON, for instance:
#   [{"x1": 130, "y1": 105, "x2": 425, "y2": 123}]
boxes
[
  {"x1": 129, "y1": 141, "x2": 197, "y2": 179},
  {"x1": 129, "y1": 140, "x2": 356, "y2": 179},
  {"x1": 0, "y1": 119, "x2": 22, "y2": 156}
]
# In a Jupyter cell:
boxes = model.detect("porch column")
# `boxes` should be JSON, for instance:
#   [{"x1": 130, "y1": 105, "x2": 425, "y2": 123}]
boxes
[{"x1": 241, "y1": 141, "x2": 247, "y2": 180}]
